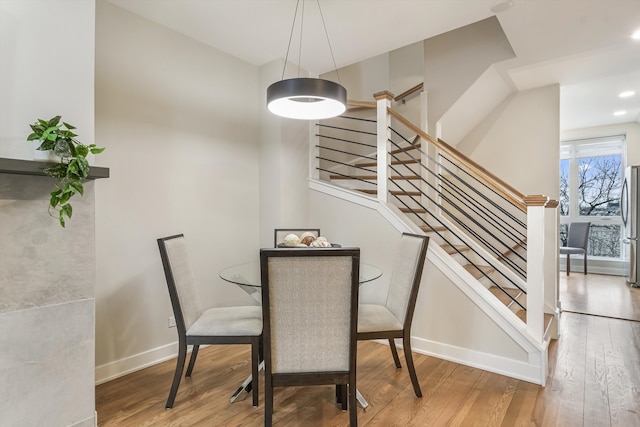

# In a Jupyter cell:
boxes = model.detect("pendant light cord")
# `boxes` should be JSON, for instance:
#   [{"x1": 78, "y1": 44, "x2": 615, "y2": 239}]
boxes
[
  {"x1": 281, "y1": 0, "x2": 301, "y2": 81},
  {"x1": 280, "y1": 0, "x2": 341, "y2": 84},
  {"x1": 316, "y1": 0, "x2": 341, "y2": 84}
]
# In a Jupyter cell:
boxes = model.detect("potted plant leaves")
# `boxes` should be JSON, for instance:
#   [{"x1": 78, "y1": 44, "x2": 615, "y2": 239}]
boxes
[{"x1": 27, "y1": 115, "x2": 105, "y2": 227}]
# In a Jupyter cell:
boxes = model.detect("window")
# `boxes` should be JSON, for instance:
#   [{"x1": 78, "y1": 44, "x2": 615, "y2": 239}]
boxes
[{"x1": 560, "y1": 135, "x2": 626, "y2": 259}]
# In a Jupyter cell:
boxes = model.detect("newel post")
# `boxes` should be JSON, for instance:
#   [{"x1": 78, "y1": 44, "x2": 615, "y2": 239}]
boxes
[
  {"x1": 544, "y1": 199, "x2": 560, "y2": 339},
  {"x1": 524, "y1": 194, "x2": 548, "y2": 343},
  {"x1": 374, "y1": 91, "x2": 393, "y2": 203}
]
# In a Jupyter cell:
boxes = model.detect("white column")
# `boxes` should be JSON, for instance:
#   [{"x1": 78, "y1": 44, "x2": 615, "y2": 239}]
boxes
[
  {"x1": 375, "y1": 91, "x2": 393, "y2": 203},
  {"x1": 525, "y1": 195, "x2": 548, "y2": 344},
  {"x1": 544, "y1": 200, "x2": 560, "y2": 339}
]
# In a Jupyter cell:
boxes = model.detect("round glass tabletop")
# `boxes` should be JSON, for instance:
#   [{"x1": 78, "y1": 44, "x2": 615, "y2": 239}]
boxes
[{"x1": 219, "y1": 261, "x2": 382, "y2": 287}]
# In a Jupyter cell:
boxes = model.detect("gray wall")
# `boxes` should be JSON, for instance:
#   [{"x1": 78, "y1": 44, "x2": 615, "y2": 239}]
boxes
[{"x1": 0, "y1": 174, "x2": 97, "y2": 427}]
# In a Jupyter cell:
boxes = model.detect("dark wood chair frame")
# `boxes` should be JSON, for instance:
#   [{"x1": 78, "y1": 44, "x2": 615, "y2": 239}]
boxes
[
  {"x1": 260, "y1": 247, "x2": 360, "y2": 427},
  {"x1": 273, "y1": 228, "x2": 321, "y2": 247},
  {"x1": 158, "y1": 234, "x2": 262, "y2": 408},
  {"x1": 357, "y1": 233, "x2": 429, "y2": 398}
]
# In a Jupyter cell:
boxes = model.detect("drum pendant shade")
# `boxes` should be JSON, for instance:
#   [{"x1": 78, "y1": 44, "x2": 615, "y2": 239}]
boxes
[{"x1": 267, "y1": 78, "x2": 347, "y2": 120}]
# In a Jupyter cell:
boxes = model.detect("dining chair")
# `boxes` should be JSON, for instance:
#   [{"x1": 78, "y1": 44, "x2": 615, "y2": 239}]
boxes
[
  {"x1": 357, "y1": 232, "x2": 429, "y2": 398},
  {"x1": 273, "y1": 228, "x2": 321, "y2": 247},
  {"x1": 260, "y1": 247, "x2": 360, "y2": 426},
  {"x1": 157, "y1": 234, "x2": 263, "y2": 408},
  {"x1": 559, "y1": 222, "x2": 591, "y2": 275}
]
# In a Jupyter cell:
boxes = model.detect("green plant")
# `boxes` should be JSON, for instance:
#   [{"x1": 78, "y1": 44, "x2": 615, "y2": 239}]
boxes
[{"x1": 27, "y1": 115, "x2": 105, "y2": 227}]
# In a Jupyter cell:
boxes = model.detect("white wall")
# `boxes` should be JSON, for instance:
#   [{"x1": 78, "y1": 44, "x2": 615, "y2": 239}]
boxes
[
  {"x1": 423, "y1": 16, "x2": 515, "y2": 134},
  {"x1": 0, "y1": 0, "x2": 95, "y2": 159},
  {"x1": 94, "y1": 1, "x2": 260, "y2": 380},
  {"x1": 329, "y1": 53, "x2": 389, "y2": 102},
  {"x1": 458, "y1": 85, "x2": 561, "y2": 199},
  {"x1": 259, "y1": 60, "x2": 313, "y2": 248}
]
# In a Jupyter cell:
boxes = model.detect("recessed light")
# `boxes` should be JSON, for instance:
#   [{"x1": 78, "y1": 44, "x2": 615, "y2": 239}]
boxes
[
  {"x1": 614, "y1": 110, "x2": 627, "y2": 116},
  {"x1": 490, "y1": 0, "x2": 514, "y2": 13},
  {"x1": 633, "y1": 29, "x2": 640, "y2": 40},
  {"x1": 619, "y1": 91, "x2": 636, "y2": 98}
]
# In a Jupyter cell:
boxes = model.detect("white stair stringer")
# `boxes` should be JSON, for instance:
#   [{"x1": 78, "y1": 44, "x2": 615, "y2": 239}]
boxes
[{"x1": 309, "y1": 179, "x2": 551, "y2": 386}]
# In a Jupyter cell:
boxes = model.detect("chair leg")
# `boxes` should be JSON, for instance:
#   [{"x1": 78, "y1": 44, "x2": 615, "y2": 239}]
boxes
[
  {"x1": 403, "y1": 335, "x2": 422, "y2": 398},
  {"x1": 388, "y1": 338, "x2": 402, "y2": 368},
  {"x1": 166, "y1": 342, "x2": 187, "y2": 408},
  {"x1": 584, "y1": 253, "x2": 588, "y2": 274},
  {"x1": 566, "y1": 253, "x2": 570, "y2": 276},
  {"x1": 335, "y1": 384, "x2": 347, "y2": 410},
  {"x1": 265, "y1": 374, "x2": 273, "y2": 427},
  {"x1": 348, "y1": 383, "x2": 358, "y2": 426},
  {"x1": 251, "y1": 336, "x2": 260, "y2": 407},
  {"x1": 185, "y1": 345, "x2": 199, "y2": 377}
]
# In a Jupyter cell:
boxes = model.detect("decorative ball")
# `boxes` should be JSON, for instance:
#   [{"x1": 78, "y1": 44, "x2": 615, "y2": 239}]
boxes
[
  {"x1": 301, "y1": 235, "x2": 316, "y2": 246},
  {"x1": 311, "y1": 236, "x2": 332, "y2": 247},
  {"x1": 300, "y1": 231, "x2": 316, "y2": 241},
  {"x1": 284, "y1": 234, "x2": 301, "y2": 247}
]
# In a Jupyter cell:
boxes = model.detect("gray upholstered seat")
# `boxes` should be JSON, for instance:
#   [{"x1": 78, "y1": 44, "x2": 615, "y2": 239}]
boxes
[
  {"x1": 357, "y1": 232, "x2": 429, "y2": 398},
  {"x1": 260, "y1": 247, "x2": 360, "y2": 426},
  {"x1": 158, "y1": 234, "x2": 262, "y2": 408},
  {"x1": 559, "y1": 222, "x2": 591, "y2": 275}
]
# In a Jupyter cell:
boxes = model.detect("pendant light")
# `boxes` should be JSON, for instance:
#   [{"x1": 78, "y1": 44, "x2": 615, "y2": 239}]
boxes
[{"x1": 267, "y1": 0, "x2": 347, "y2": 120}]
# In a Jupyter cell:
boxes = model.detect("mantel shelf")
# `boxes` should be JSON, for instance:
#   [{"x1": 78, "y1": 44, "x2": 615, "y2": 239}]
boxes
[{"x1": 0, "y1": 158, "x2": 109, "y2": 179}]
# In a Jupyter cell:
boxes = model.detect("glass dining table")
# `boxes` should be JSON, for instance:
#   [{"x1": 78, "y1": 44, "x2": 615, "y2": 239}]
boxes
[
  {"x1": 219, "y1": 260, "x2": 382, "y2": 297},
  {"x1": 219, "y1": 260, "x2": 382, "y2": 408}
]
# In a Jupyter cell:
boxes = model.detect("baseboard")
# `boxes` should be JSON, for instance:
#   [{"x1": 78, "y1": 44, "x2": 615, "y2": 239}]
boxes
[
  {"x1": 95, "y1": 341, "x2": 178, "y2": 385},
  {"x1": 380, "y1": 336, "x2": 544, "y2": 385}
]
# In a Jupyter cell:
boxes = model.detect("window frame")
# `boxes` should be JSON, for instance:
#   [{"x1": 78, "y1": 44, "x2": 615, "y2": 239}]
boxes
[{"x1": 560, "y1": 134, "x2": 626, "y2": 261}]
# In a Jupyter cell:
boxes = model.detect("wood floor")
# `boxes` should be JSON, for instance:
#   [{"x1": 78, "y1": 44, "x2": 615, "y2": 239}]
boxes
[
  {"x1": 96, "y1": 276, "x2": 640, "y2": 427},
  {"x1": 560, "y1": 272, "x2": 640, "y2": 322}
]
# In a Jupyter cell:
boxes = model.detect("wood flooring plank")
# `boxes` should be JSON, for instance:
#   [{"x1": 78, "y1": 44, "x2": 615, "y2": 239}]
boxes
[
  {"x1": 499, "y1": 380, "x2": 541, "y2": 427},
  {"x1": 455, "y1": 373, "x2": 518, "y2": 427},
  {"x1": 554, "y1": 312, "x2": 588, "y2": 426},
  {"x1": 582, "y1": 315, "x2": 612, "y2": 427},
  {"x1": 605, "y1": 318, "x2": 640, "y2": 427}
]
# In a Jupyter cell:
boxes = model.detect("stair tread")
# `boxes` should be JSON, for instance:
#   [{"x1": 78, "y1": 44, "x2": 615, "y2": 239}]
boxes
[
  {"x1": 392, "y1": 191, "x2": 420, "y2": 196},
  {"x1": 464, "y1": 264, "x2": 495, "y2": 280},
  {"x1": 329, "y1": 175, "x2": 419, "y2": 180},
  {"x1": 515, "y1": 311, "x2": 555, "y2": 335},
  {"x1": 420, "y1": 224, "x2": 447, "y2": 233},
  {"x1": 489, "y1": 286, "x2": 522, "y2": 306},
  {"x1": 390, "y1": 142, "x2": 421, "y2": 155},
  {"x1": 400, "y1": 207, "x2": 426, "y2": 214},
  {"x1": 441, "y1": 244, "x2": 470, "y2": 255},
  {"x1": 357, "y1": 159, "x2": 418, "y2": 167}
]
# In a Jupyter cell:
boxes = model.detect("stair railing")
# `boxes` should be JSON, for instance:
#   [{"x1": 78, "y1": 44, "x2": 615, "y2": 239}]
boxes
[{"x1": 313, "y1": 91, "x2": 558, "y2": 344}]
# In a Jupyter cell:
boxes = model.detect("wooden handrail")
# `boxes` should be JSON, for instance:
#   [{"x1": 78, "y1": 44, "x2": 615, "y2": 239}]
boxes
[
  {"x1": 394, "y1": 82, "x2": 424, "y2": 102},
  {"x1": 346, "y1": 99, "x2": 376, "y2": 109},
  {"x1": 333, "y1": 101, "x2": 558, "y2": 212},
  {"x1": 388, "y1": 108, "x2": 529, "y2": 212}
]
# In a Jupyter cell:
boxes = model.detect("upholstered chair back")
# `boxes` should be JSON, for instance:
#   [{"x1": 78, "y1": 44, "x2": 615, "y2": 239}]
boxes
[
  {"x1": 160, "y1": 235, "x2": 203, "y2": 333},
  {"x1": 385, "y1": 233, "x2": 428, "y2": 324}
]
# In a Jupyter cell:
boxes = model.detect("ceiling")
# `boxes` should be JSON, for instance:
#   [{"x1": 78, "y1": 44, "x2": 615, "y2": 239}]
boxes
[{"x1": 106, "y1": 0, "x2": 640, "y2": 131}]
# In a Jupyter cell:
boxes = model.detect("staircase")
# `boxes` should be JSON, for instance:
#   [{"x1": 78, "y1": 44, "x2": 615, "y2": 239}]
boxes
[{"x1": 313, "y1": 93, "x2": 558, "y2": 384}]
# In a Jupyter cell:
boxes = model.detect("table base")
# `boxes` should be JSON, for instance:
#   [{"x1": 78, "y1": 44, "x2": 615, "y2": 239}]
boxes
[{"x1": 229, "y1": 361, "x2": 369, "y2": 409}]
